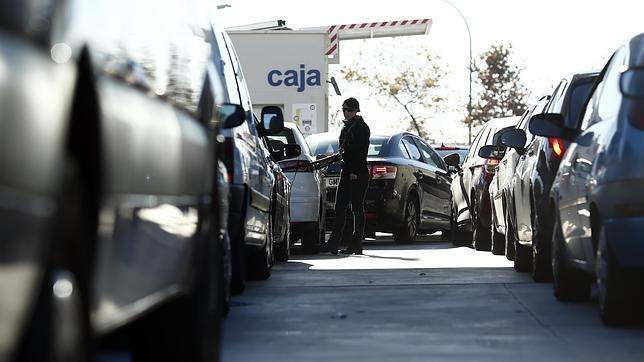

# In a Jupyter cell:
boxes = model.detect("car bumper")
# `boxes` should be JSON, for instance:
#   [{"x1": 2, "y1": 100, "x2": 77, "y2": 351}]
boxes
[
  {"x1": 324, "y1": 179, "x2": 403, "y2": 232},
  {"x1": 290, "y1": 197, "x2": 320, "y2": 222},
  {"x1": 474, "y1": 172, "x2": 494, "y2": 228}
]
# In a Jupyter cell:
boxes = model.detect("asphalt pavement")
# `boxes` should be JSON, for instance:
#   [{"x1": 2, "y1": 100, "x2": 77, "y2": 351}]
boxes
[{"x1": 221, "y1": 234, "x2": 644, "y2": 362}]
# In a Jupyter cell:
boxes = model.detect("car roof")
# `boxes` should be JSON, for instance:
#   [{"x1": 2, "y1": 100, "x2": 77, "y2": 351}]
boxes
[{"x1": 484, "y1": 116, "x2": 520, "y2": 128}]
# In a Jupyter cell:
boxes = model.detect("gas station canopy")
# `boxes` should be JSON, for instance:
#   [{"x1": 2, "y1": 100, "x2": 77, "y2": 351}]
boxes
[{"x1": 302, "y1": 19, "x2": 432, "y2": 63}]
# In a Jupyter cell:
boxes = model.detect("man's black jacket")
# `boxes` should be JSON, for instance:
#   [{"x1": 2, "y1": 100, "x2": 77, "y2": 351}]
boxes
[{"x1": 339, "y1": 115, "x2": 370, "y2": 174}]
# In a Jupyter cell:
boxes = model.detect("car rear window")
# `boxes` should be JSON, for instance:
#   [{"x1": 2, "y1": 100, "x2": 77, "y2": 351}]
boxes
[
  {"x1": 307, "y1": 136, "x2": 388, "y2": 157},
  {"x1": 368, "y1": 136, "x2": 388, "y2": 156},
  {"x1": 308, "y1": 138, "x2": 339, "y2": 156}
]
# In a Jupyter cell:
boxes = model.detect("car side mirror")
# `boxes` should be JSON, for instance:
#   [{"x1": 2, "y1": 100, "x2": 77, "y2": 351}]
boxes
[
  {"x1": 529, "y1": 113, "x2": 569, "y2": 139},
  {"x1": 258, "y1": 106, "x2": 284, "y2": 136},
  {"x1": 620, "y1": 68, "x2": 644, "y2": 99},
  {"x1": 219, "y1": 103, "x2": 245, "y2": 129},
  {"x1": 500, "y1": 128, "x2": 527, "y2": 154},
  {"x1": 478, "y1": 145, "x2": 499, "y2": 159},
  {"x1": 443, "y1": 153, "x2": 460, "y2": 167}
]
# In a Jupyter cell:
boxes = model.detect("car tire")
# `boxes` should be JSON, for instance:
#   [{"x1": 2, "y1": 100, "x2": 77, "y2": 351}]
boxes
[
  {"x1": 514, "y1": 240, "x2": 531, "y2": 272},
  {"x1": 220, "y1": 232, "x2": 231, "y2": 316},
  {"x1": 506, "y1": 208, "x2": 530, "y2": 271},
  {"x1": 472, "y1": 197, "x2": 491, "y2": 251},
  {"x1": 394, "y1": 194, "x2": 419, "y2": 244},
  {"x1": 302, "y1": 222, "x2": 321, "y2": 254},
  {"x1": 552, "y1": 211, "x2": 591, "y2": 302},
  {"x1": 132, "y1": 220, "x2": 221, "y2": 362},
  {"x1": 247, "y1": 227, "x2": 272, "y2": 280},
  {"x1": 450, "y1": 204, "x2": 470, "y2": 246},
  {"x1": 230, "y1": 235, "x2": 246, "y2": 294},
  {"x1": 531, "y1": 206, "x2": 553, "y2": 282},
  {"x1": 275, "y1": 223, "x2": 290, "y2": 262},
  {"x1": 597, "y1": 226, "x2": 637, "y2": 326},
  {"x1": 491, "y1": 227, "x2": 505, "y2": 255},
  {"x1": 441, "y1": 230, "x2": 450, "y2": 241},
  {"x1": 504, "y1": 207, "x2": 516, "y2": 261}
]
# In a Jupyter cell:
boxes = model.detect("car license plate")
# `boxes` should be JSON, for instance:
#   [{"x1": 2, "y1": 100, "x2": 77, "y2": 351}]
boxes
[{"x1": 325, "y1": 177, "x2": 340, "y2": 188}]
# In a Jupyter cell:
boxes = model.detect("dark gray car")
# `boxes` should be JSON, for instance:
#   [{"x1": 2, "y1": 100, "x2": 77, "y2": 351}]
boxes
[
  {"x1": 500, "y1": 72, "x2": 598, "y2": 279},
  {"x1": 0, "y1": 2, "x2": 246, "y2": 360},
  {"x1": 531, "y1": 33, "x2": 644, "y2": 326}
]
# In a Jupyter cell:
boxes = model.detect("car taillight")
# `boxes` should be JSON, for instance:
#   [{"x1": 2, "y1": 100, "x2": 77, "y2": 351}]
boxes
[
  {"x1": 484, "y1": 159, "x2": 499, "y2": 174},
  {"x1": 626, "y1": 99, "x2": 644, "y2": 130},
  {"x1": 279, "y1": 160, "x2": 314, "y2": 172},
  {"x1": 369, "y1": 165, "x2": 397, "y2": 179},
  {"x1": 549, "y1": 137, "x2": 566, "y2": 158}
]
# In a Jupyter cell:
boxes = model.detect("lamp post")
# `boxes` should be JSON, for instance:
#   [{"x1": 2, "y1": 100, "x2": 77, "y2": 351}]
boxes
[{"x1": 435, "y1": 0, "x2": 473, "y2": 144}]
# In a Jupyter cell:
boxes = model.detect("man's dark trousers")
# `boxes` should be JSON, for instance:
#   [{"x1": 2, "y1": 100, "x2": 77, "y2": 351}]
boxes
[{"x1": 326, "y1": 170, "x2": 369, "y2": 252}]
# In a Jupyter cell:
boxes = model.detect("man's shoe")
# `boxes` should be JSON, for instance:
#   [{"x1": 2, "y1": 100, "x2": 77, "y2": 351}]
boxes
[
  {"x1": 340, "y1": 249, "x2": 363, "y2": 255},
  {"x1": 321, "y1": 244, "x2": 340, "y2": 255}
]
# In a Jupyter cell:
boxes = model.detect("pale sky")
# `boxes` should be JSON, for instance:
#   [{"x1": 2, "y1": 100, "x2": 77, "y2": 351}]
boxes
[{"x1": 217, "y1": 0, "x2": 644, "y2": 144}]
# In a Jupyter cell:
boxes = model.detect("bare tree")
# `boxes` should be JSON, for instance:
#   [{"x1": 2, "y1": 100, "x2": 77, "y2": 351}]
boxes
[{"x1": 341, "y1": 46, "x2": 447, "y2": 139}]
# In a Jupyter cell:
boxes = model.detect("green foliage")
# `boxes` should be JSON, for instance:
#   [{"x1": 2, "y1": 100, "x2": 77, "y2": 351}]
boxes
[
  {"x1": 341, "y1": 47, "x2": 447, "y2": 138},
  {"x1": 469, "y1": 44, "x2": 529, "y2": 124}
]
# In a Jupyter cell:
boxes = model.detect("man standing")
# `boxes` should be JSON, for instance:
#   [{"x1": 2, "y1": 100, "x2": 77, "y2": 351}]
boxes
[{"x1": 323, "y1": 97, "x2": 370, "y2": 255}]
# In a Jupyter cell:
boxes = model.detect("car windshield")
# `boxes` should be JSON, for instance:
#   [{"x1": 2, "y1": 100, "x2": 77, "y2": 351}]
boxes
[
  {"x1": 435, "y1": 149, "x2": 468, "y2": 165},
  {"x1": 308, "y1": 137, "x2": 339, "y2": 156},
  {"x1": 307, "y1": 135, "x2": 388, "y2": 157},
  {"x1": 269, "y1": 126, "x2": 312, "y2": 155}
]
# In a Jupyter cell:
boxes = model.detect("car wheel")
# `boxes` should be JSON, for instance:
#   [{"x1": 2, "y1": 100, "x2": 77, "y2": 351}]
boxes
[
  {"x1": 394, "y1": 194, "x2": 419, "y2": 244},
  {"x1": 230, "y1": 234, "x2": 246, "y2": 294},
  {"x1": 275, "y1": 222, "x2": 290, "y2": 262},
  {"x1": 17, "y1": 161, "x2": 92, "y2": 362},
  {"x1": 506, "y1": 209, "x2": 530, "y2": 271},
  {"x1": 504, "y1": 207, "x2": 515, "y2": 261},
  {"x1": 220, "y1": 232, "x2": 232, "y2": 315},
  {"x1": 132, "y1": 219, "x2": 221, "y2": 362},
  {"x1": 450, "y1": 203, "x2": 470, "y2": 246},
  {"x1": 302, "y1": 222, "x2": 321, "y2": 254},
  {"x1": 248, "y1": 224, "x2": 272, "y2": 280},
  {"x1": 491, "y1": 227, "x2": 505, "y2": 255},
  {"x1": 597, "y1": 226, "x2": 637, "y2": 326},
  {"x1": 552, "y1": 211, "x2": 591, "y2": 302},
  {"x1": 472, "y1": 197, "x2": 491, "y2": 251},
  {"x1": 514, "y1": 239, "x2": 531, "y2": 272},
  {"x1": 531, "y1": 206, "x2": 553, "y2": 282}
]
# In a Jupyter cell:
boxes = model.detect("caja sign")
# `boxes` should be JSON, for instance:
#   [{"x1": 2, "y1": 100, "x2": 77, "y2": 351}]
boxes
[{"x1": 267, "y1": 64, "x2": 321, "y2": 92}]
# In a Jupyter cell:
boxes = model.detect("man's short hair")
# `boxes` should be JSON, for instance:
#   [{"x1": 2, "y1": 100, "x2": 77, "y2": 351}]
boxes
[{"x1": 342, "y1": 97, "x2": 360, "y2": 112}]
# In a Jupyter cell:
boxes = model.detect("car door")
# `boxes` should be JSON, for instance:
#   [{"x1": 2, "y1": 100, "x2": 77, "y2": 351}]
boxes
[
  {"x1": 564, "y1": 48, "x2": 625, "y2": 268},
  {"x1": 222, "y1": 32, "x2": 272, "y2": 244},
  {"x1": 414, "y1": 137, "x2": 451, "y2": 226},
  {"x1": 463, "y1": 127, "x2": 492, "y2": 208},
  {"x1": 509, "y1": 112, "x2": 536, "y2": 241},
  {"x1": 78, "y1": 0, "x2": 214, "y2": 326},
  {"x1": 400, "y1": 136, "x2": 429, "y2": 224},
  {"x1": 493, "y1": 113, "x2": 528, "y2": 234},
  {"x1": 453, "y1": 128, "x2": 487, "y2": 223}
]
